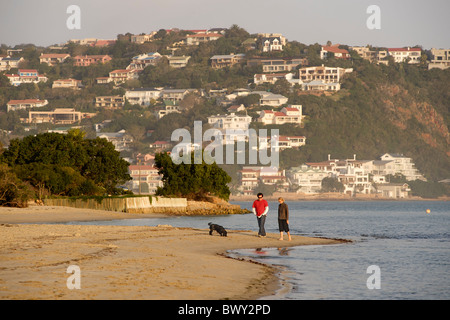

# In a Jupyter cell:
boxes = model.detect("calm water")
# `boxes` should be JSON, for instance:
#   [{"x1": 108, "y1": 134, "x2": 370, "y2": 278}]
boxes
[{"x1": 65, "y1": 201, "x2": 450, "y2": 300}]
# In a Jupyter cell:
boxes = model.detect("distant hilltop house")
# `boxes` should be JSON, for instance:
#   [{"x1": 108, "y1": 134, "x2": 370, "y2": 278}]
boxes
[
  {"x1": 320, "y1": 45, "x2": 350, "y2": 60},
  {"x1": 428, "y1": 48, "x2": 450, "y2": 70},
  {"x1": 387, "y1": 47, "x2": 421, "y2": 64},
  {"x1": 131, "y1": 32, "x2": 157, "y2": 44},
  {"x1": 68, "y1": 38, "x2": 116, "y2": 47},
  {"x1": 0, "y1": 56, "x2": 24, "y2": 71},
  {"x1": 7, "y1": 99, "x2": 48, "y2": 112},
  {"x1": 5, "y1": 69, "x2": 48, "y2": 86},
  {"x1": 39, "y1": 53, "x2": 70, "y2": 66},
  {"x1": 73, "y1": 55, "x2": 112, "y2": 66},
  {"x1": 184, "y1": 33, "x2": 223, "y2": 45},
  {"x1": 258, "y1": 33, "x2": 286, "y2": 52}
]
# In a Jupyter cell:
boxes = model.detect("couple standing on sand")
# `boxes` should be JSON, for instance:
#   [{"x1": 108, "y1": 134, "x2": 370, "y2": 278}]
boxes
[{"x1": 252, "y1": 193, "x2": 292, "y2": 241}]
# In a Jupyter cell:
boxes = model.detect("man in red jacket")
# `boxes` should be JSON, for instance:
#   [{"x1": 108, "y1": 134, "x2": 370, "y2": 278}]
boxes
[{"x1": 252, "y1": 193, "x2": 269, "y2": 237}]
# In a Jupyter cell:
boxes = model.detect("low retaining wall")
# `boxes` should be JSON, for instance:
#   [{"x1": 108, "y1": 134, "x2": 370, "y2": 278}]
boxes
[{"x1": 43, "y1": 196, "x2": 187, "y2": 214}]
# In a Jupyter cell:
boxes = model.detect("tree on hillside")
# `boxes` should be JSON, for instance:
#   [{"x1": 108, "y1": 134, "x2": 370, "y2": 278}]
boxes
[{"x1": 154, "y1": 151, "x2": 231, "y2": 200}]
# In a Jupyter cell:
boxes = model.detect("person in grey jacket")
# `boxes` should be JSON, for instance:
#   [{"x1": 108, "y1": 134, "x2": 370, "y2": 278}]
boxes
[{"x1": 277, "y1": 197, "x2": 291, "y2": 241}]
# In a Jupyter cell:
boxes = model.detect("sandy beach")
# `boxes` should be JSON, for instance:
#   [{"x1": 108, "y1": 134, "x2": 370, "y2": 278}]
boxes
[{"x1": 0, "y1": 205, "x2": 347, "y2": 300}]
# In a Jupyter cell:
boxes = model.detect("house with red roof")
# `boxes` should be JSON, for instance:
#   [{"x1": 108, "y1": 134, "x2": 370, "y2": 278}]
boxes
[
  {"x1": 320, "y1": 45, "x2": 350, "y2": 60},
  {"x1": 73, "y1": 55, "x2": 112, "y2": 66},
  {"x1": 5, "y1": 69, "x2": 48, "y2": 86},
  {"x1": 258, "y1": 105, "x2": 303, "y2": 125},
  {"x1": 7, "y1": 99, "x2": 48, "y2": 112}
]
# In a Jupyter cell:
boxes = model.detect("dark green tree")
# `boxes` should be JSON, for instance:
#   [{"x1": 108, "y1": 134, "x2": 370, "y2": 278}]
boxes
[
  {"x1": 0, "y1": 132, "x2": 130, "y2": 195},
  {"x1": 154, "y1": 151, "x2": 231, "y2": 200},
  {"x1": 321, "y1": 177, "x2": 345, "y2": 193}
]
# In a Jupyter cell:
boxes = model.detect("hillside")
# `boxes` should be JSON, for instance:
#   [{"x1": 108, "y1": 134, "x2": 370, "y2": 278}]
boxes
[
  {"x1": 282, "y1": 62, "x2": 450, "y2": 181},
  {"x1": 0, "y1": 25, "x2": 449, "y2": 185}
]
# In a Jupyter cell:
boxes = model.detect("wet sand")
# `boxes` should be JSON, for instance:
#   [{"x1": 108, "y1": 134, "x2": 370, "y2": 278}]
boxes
[{"x1": 0, "y1": 206, "x2": 347, "y2": 300}]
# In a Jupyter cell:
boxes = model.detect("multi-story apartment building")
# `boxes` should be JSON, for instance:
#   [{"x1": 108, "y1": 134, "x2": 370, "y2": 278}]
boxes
[
  {"x1": 95, "y1": 96, "x2": 125, "y2": 109},
  {"x1": 210, "y1": 53, "x2": 246, "y2": 69},
  {"x1": 247, "y1": 57, "x2": 306, "y2": 73},
  {"x1": 52, "y1": 78, "x2": 82, "y2": 89},
  {"x1": 428, "y1": 48, "x2": 450, "y2": 70},
  {"x1": 25, "y1": 108, "x2": 95, "y2": 125},
  {"x1": 128, "y1": 164, "x2": 163, "y2": 194},
  {"x1": 207, "y1": 112, "x2": 252, "y2": 131},
  {"x1": 0, "y1": 56, "x2": 24, "y2": 71},
  {"x1": 109, "y1": 69, "x2": 139, "y2": 84},
  {"x1": 287, "y1": 165, "x2": 329, "y2": 194},
  {"x1": 379, "y1": 153, "x2": 425, "y2": 181},
  {"x1": 298, "y1": 65, "x2": 352, "y2": 83}
]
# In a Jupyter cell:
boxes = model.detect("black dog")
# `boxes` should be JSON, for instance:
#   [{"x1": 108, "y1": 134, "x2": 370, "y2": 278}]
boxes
[{"x1": 208, "y1": 222, "x2": 227, "y2": 237}]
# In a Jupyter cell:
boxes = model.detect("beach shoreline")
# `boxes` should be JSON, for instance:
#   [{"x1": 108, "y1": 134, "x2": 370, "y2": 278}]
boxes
[
  {"x1": 230, "y1": 193, "x2": 450, "y2": 202},
  {"x1": 0, "y1": 206, "x2": 348, "y2": 300}
]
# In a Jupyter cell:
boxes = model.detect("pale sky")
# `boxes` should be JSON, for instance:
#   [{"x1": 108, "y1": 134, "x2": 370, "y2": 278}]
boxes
[{"x1": 1, "y1": 0, "x2": 449, "y2": 49}]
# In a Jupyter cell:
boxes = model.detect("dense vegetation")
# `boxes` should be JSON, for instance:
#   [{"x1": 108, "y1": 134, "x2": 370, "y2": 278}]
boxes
[
  {"x1": 0, "y1": 130, "x2": 131, "y2": 204},
  {"x1": 154, "y1": 152, "x2": 231, "y2": 201}
]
